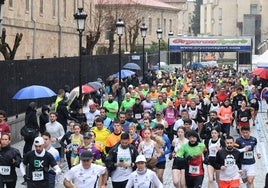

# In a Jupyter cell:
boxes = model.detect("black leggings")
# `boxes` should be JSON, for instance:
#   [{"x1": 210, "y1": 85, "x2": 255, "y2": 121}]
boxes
[
  {"x1": 112, "y1": 180, "x2": 128, "y2": 188},
  {"x1": 1, "y1": 181, "x2": 16, "y2": 188},
  {"x1": 186, "y1": 175, "x2": 204, "y2": 188},
  {"x1": 23, "y1": 138, "x2": 34, "y2": 155}
]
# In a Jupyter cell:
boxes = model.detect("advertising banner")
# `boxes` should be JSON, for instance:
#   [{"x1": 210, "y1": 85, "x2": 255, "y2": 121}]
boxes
[{"x1": 169, "y1": 37, "x2": 252, "y2": 52}]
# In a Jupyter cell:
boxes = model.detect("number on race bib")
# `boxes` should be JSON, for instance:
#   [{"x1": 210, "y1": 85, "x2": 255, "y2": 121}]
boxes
[
  {"x1": 244, "y1": 151, "x2": 254, "y2": 159},
  {"x1": 189, "y1": 165, "x2": 200, "y2": 174},
  {"x1": 224, "y1": 158, "x2": 236, "y2": 167},
  {"x1": 0, "y1": 166, "x2": 11, "y2": 175},
  {"x1": 32, "y1": 171, "x2": 44, "y2": 181}
]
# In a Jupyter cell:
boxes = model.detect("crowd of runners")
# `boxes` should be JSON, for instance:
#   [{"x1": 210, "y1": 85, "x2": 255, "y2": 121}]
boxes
[{"x1": 1, "y1": 66, "x2": 268, "y2": 188}]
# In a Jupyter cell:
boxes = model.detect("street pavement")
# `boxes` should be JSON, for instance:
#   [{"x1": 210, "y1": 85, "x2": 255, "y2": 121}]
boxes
[{"x1": 13, "y1": 101, "x2": 268, "y2": 188}]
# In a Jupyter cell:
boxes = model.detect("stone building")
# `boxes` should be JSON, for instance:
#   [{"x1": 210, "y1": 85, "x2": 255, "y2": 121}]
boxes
[
  {"x1": 1, "y1": 0, "x2": 94, "y2": 60},
  {"x1": 200, "y1": 0, "x2": 268, "y2": 53},
  {"x1": 1, "y1": 0, "x2": 180, "y2": 60}
]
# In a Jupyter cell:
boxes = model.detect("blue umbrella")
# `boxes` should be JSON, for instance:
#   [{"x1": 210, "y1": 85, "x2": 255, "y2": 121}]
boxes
[
  {"x1": 114, "y1": 69, "x2": 135, "y2": 78},
  {"x1": 13, "y1": 85, "x2": 56, "y2": 100},
  {"x1": 123, "y1": 62, "x2": 141, "y2": 70}
]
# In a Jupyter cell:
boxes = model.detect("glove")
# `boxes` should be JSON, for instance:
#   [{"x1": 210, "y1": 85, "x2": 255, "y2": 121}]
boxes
[
  {"x1": 48, "y1": 169, "x2": 56, "y2": 175},
  {"x1": 23, "y1": 175, "x2": 30, "y2": 182}
]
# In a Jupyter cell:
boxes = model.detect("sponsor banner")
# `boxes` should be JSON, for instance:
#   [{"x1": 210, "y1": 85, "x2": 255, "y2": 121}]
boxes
[{"x1": 169, "y1": 38, "x2": 252, "y2": 52}]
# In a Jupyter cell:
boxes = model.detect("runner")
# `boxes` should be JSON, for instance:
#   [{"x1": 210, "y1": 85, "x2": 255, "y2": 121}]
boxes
[
  {"x1": 171, "y1": 126, "x2": 188, "y2": 188},
  {"x1": 235, "y1": 126, "x2": 261, "y2": 188},
  {"x1": 176, "y1": 130, "x2": 205, "y2": 188},
  {"x1": 215, "y1": 136, "x2": 243, "y2": 188}
]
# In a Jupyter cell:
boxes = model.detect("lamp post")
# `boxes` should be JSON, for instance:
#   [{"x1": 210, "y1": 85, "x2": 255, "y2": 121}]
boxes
[
  {"x1": 168, "y1": 31, "x2": 174, "y2": 65},
  {"x1": 140, "y1": 23, "x2": 147, "y2": 79},
  {"x1": 116, "y1": 19, "x2": 125, "y2": 86},
  {"x1": 74, "y1": 7, "x2": 87, "y2": 105},
  {"x1": 156, "y1": 28, "x2": 162, "y2": 69}
]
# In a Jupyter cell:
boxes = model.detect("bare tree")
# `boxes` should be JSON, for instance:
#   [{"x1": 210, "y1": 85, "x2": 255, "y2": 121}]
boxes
[{"x1": 0, "y1": 28, "x2": 23, "y2": 60}]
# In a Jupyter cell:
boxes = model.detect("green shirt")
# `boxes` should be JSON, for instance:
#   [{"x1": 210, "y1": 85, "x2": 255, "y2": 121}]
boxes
[
  {"x1": 154, "y1": 102, "x2": 167, "y2": 112},
  {"x1": 121, "y1": 98, "x2": 135, "y2": 111},
  {"x1": 141, "y1": 89, "x2": 149, "y2": 97},
  {"x1": 176, "y1": 142, "x2": 205, "y2": 158},
  {"x1": 103, "y1": 100, "x2": 119, "y2": 120}
]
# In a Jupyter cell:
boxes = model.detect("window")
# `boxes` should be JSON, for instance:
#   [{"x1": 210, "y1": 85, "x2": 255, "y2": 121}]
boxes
[
  {"x1": 218, "y1": 23, "x2": 222, "y2": 35},
  {"x1": 26, "y1": 0, "x2": 29, "y2": 11},
  {"x1": 63, "y1": 0, "x2": 67, "y2": 18},
  {"x1": 90, "y1": 3, "x2": 92, "y2": 23},
  {"x1": 148, "y1": 17, "x2": 152, "y2": 35},
  {"x1": 157, "y1": 18, "x2": 160, "y2": 29},
  {"x1": 163, "y1": 19, "x2": 166, "y2": 35},
  {"x1": 219, "y1": 8, "x2": 222, "y2": 20},
  {"x1": 169, "y1": 19, "x2": 172, "y2": 32},
  {"x1": 40, "y1": 0, "x2": 44, "y2": 14},
  {"x1": 250, "y1": 4, "x2": 257, "y2": 14},
  {"x1": 9, "y1": 0, "x2": 13, "y2": 7},
  {"x1": 73, "y1": 0, "x2": 77, "y2": 14},
  {"x1": 188, "y1": 13, "x2": 192, "y2": 24},
  {"x1": 52, "y1": 0, "x2": 56, "y2": 17}
]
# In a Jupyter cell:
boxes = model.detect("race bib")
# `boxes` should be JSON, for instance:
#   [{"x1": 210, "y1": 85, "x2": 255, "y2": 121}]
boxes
[
  {"x1": 244, "y1": 151, "x2": 254, "y2": 159},
  {"x1": 135, "y1": 114, "x2": 142, "y2": 119},
  {"x1": 189, "y1": 165, "x2": 200, "y2": 174},
  {"x1": 0, "y1": 166, "x2": 11, "y2": 175},
  {"x1": 241, "y1": 117, "x2": 248, "y2": 122},
  {"x1": 32, "y1": 171, "x2": 44, "y2": 181},
  {"x1": 225, "y1": 114, "x2": 230, "y2": 119},
  {"x1": 224, "y1": 158, "x2": 236, "y2": 167},
  {"x1": 167, "y1": 113, "x2": 174, "y2": 118}
]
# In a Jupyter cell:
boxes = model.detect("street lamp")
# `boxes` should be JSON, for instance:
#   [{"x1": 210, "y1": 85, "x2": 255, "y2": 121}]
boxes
[
  {"x1": 74, "y1": 7, "x2": 87, "y2": 105},
  {"x1": 116, "y1": 19, "x2": 125, "y2": 86},
  {"x1": 168, "y1": 31, "x2": 174, "y2": 65},
  {"x1": 156, "y1": 28, "x2": 163, "y2": 69},
  {"x1": 140, "y1": 23, "x2": 147, "y2": 79}
]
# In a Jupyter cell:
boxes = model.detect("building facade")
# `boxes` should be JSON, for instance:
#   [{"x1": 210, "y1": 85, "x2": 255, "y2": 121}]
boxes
[
  {"x1": 1, "y1": 0, "x2": 93, "y2": 60},
  {"x1": 200, "y1": 0, "x2": 268, "y2": 54},
  {"x1": 1, "y1": 0, "x2": 180, "y2": 60}
]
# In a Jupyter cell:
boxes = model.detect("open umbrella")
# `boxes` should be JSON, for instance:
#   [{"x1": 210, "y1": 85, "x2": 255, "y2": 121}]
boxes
[
  {"x1": 253, "y1": 68, "x2": 268, "y2": 79},
  {"x1": 12, "y1": 85, "x2": 56, "y2": 100},
  {"x1": 114, "y1": 69, "x2": 135, "y2": 78},
  {"x1": 87, "y1": 81, "x2": 103, "y2": 90},
  {"x1": 123, "y1": 62, "x2": 141, "y2": 70},
  {"x1": 71, "y1": 85, "x2": 95, "y2": 94}
]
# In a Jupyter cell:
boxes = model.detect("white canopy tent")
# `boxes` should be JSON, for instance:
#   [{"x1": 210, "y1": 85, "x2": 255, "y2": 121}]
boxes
[{"x1": 256, "y1": 50, "x2": 268, "y2": 68}]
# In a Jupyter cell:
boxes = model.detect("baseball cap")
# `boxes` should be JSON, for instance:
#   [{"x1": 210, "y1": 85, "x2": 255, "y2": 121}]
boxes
[
  {"x1": 128, "y1": 85, "x2": 134, "y2": 88},
  {"x1": 135, "y1": 155, "x2": 146, "y2": 163},
  {"x1": 83, "y1": 132, "x2": 92, "y2": 139},
  {"x1": 80, "y1": 151, "x2": 93, "y2": 161},
  {"x1": 34, "y1": 137, "x2": 44, "y2": 146}
]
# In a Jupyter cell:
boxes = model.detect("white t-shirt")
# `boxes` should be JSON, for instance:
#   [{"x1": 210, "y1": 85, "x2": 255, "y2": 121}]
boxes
[
  {"x1": 64, "y1": 163, "x2": 106, "y2": 188},
  {"x1": 111, "y1": 146, "x2": 133, "y2": 182},
  {"x1": 173, "y1": 119, "x2": 198, "y2": 132},
  {"x1": 126, "y1": 169, "x2": 163, "y2": 188},
  {"x1": 47, "y1": 146, "x2": 60, "y2": 163}
]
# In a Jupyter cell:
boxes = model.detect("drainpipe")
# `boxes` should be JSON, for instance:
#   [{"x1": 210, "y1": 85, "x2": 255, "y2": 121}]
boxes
[
  {"x1": 58, "y1": 0, "x2": 62, "y2": 57},
  {"x1": 31, "y1": 0, "x2": 36, "y2": 59}
]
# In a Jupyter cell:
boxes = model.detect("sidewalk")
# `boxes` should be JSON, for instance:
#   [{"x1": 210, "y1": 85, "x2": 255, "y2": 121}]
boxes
[{"x1": 12, "y1": 102, "x2": 268, "y2": 188}]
